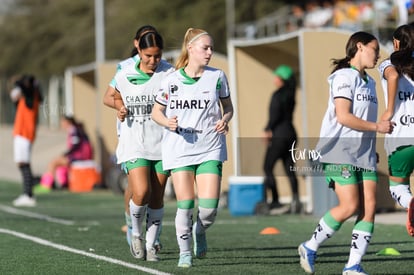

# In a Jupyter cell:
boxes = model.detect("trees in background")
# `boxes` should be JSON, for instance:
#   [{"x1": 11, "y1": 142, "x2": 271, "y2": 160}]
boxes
[{"x1": 0, "y1": 0, "x2": 284, "y2": 77}]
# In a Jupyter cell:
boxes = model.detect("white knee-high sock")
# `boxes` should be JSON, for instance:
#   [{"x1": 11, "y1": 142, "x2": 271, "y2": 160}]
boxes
[
  {"x1": 129, "y1": 200, "x2": 147, "y2": 238},
  {"x1": 175, "y1": 208, "x2": 193, "y2": 255},
  {"x1": 195, "y1": 207, "x2": 217, "y2": 234},
  {"x1": 389, "y1": 183, "x2": 412, "y2": 209},
  {"x1": 306, "y1": 212, "x2": 341, "y2": 251},
  {"x1": 346, "y1": 221, "x2": 373, "y2": 268},
  {"x1": 146, "y1": 207, "x2": 163, "y2": 250}
]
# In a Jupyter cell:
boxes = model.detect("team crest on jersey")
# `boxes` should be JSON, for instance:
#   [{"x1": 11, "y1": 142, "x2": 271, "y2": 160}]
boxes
[{"x1": 341, "y1": 167, "x2": 351, "y2": 179}]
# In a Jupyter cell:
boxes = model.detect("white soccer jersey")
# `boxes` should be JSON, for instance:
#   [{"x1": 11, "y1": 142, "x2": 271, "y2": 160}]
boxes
[
  {"x1": 115, "y1": 59, "x2": 174, "y2": 163},
  {"x1": 110, "y1": 55, "x2": 139, "y2": 88},
  {"x1": 155, "y1": 67, "x2": 230, "y2": 170},
  {"x1": 316, "y1": 68, "x2": 378, "y2": 170},
  {"x1": 382, "y1": 76, "x2": 414, "y2": 156},
  {"x1": 109, "y1": 55, "x2": 139, "y2": 138},
  {"x1": 378, "y1": 59, "x2": 392, "y2": 107}
]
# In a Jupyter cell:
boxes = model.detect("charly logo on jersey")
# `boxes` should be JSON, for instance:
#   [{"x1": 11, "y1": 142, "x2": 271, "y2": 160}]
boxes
[
  {"x1": 169, "y1": 99, "x2": 211, "y2": 110},
  {"x1": 356, "y1": 88, "x2": 377, "y2": 103},
  {"x1": 400, "y1": 114, "x2": 414, "y2": 126},
  {"x1": 125, "y1": 94, "x2": 156, "y2": 123}
]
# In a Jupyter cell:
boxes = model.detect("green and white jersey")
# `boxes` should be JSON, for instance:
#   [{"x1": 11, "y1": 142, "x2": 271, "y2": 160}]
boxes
[
  {"x1": 379, "y1": 60, "x2": 414, "y2": 155},
  {"x1": 109, "y1": 55, "x2": 139, "y2": 138},
  {"x1": 115, "y1": 59, "x2": 174, "y2": 163},
  {"x1": 109, "y1": 55, "x2": 139, "y2": 88},
  {"x1": 155, "y1": 67, "x2": 230, "y2": 170},
  {"x1": 316, "y1": 68, "x2": 378, "y2": 170}
]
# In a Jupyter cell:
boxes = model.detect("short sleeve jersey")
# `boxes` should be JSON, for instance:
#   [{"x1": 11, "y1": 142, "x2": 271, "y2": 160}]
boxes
[
  {"x1": 114, "y1": 59, "x2": 174, "y2": 163},
  {"x1": 155, "y1": 67, "x2": 230, "y2": 170},
  {"x1": 379, "y1": 59, "x2": 414, "y2": 155},
  {"x1": 109, "y1": 55, "x2": 139, "y2": 88},
  {"x1": 378, "y1": 59, "x2": 392, "y2": 107},
  {"x1": 316, "y1": 68, "x2": 378, "y2": 170},
  {"x1": 109, "y1": 55, "x2": 139, "y2": 138}
]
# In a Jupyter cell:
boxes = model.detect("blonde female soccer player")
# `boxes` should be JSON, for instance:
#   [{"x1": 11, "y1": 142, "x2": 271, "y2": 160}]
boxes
[{"x1": 152, "y1": 28, "x2": 233, "y2": 268}]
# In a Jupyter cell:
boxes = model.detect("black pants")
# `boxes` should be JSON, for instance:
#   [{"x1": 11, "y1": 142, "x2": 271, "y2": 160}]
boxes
[{"x1": 263, "y1": 138, "x2": 298, "y2": 205}]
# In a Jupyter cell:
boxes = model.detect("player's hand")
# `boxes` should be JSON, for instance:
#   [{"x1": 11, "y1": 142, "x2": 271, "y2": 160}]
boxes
[
  {"x1": 117, "y1": 106, "x2": 128, "y2": 122},
  {"x1": 376, "y1": 120, "x2": 396, "y2": 134},
  {"x1": 168, "y1": 115, "x2": 178, "y2": 132},
  {"x1": 215, "y1": 119, "x2": 229, "y2": 135},
  {"x1": 262, "y1": 130, "x2": 272, "y2": 145}
]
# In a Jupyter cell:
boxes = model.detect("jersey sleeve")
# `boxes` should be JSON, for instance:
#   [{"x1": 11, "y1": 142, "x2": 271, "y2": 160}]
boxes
[
  {"x1": 155, "y1": 78, "x2": 169, "y2": 106},
  {"x1": 113, "y1": 69, "x2": 124, "y2": 92},
  {"x1": 109, "y1": 62, "x2": 123, "y2": 88},
  {"x1": 378, "y1": 59, "x2": 392, "y2": 79},
  {"x1": 330, "y1": 73, "x2": 353, "y2": 101},
  {"x1": 217, "y1": 70, "x2": 230, "y2": 98}
]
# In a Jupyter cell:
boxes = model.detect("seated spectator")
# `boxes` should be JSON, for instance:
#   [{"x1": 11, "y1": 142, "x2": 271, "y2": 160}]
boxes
[
  {"x1": 304, "y1": 0, "x2": 334, "y2": 28},
  {"x1": 34, "y1": 115, "x2": 93, "y2": 193}
]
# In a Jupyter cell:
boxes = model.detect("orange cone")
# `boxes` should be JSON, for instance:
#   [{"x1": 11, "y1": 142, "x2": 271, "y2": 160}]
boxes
[{"x1": 260, "y1": 227, "x2": 280, "y2": 235}]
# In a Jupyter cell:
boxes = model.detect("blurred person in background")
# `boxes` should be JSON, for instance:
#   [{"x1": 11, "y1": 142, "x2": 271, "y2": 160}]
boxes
[
  {"x1": 34, "y1": 115, "x2": 93, "y2": 193},
  {"x1": 262, "y1": 64, "x2": 300, "y2": 215},
  {"x1": 10, "y1": 74, "x2": 43, "y2": 207}
]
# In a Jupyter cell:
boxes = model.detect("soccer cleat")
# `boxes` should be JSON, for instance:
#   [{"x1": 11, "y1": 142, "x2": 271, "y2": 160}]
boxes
[
  {"x1": 146, "y1": 247, "x2": 160, "y2": 262},
  {"x1": 298, "y1": 242, "x2": 317, "y2": 274},
  {"x1": 177, "y1": 253, "x2": 192, "y2": 268},
  {"x1": 130, "y1": 235, "x2": 145, "y2": 259},
  {"x1": 269, "y1": 204, "x2": 290, "y2": 215},
  {"x1": 192, "y1": 222, "x2": 207, "y2": 258},
  {"x1": 342, "y1": 264, "x2": 368, "y2": 275},
  {"x1": 12, "y1": 194, "x2": 36, "y2": 207},
  {"x1": 406, "y1": 198, "x2": 414, "y2": 237},
  {"x1": 33, "y1": 184, "x2": 51, "y2": 194}
]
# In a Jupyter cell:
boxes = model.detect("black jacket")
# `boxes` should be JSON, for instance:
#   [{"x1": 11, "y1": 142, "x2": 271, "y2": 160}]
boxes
[{"x1": 264, "y1": 79, "x2": 297, "y2": 140}]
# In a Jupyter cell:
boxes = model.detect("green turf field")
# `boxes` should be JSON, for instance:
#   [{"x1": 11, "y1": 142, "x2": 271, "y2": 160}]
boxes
[{"x1": 1, "y1": 179, "x2": 413, "y2": 275}]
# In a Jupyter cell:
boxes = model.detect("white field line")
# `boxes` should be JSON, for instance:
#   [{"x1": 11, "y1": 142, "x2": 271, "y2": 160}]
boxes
[
  {"x1": 0, "y1": 204, "x2": 75, "y2": 225},
  {"x1": 0, "y1": 204, "x2": 258, "y2": 227},
  {"x1": 0, "y1": 205, "x2": 256, "y2": 234},
  {"x1": 0, "y1": 228, "x2": 172, "y2": 275}
]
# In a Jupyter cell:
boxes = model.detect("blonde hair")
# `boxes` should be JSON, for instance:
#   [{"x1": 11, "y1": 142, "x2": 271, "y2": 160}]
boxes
[{"x1": 175, "y1": 28, "x2": 209, "y2": 69}]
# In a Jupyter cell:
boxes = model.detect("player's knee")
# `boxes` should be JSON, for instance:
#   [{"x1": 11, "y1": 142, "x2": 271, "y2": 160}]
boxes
[{"x1": 198, "y1": 207, "x2": 217, "y2": 229}]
